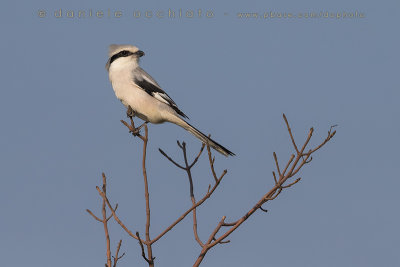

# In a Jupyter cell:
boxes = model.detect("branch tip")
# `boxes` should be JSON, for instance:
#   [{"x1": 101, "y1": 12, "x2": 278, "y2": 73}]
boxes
[{"x1": 259, "y1": 206, "x2": 268, "y2": 213}]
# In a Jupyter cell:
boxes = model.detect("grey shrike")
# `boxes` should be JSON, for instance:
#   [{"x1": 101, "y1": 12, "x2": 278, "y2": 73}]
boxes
[{"x1": 105, "y1": 44, "x2": 234, "y2": 156}]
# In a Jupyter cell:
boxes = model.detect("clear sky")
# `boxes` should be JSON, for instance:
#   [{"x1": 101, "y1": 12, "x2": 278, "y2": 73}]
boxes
[{"x1": 1, "y1": 0, "x2": 399, "y2": 266}]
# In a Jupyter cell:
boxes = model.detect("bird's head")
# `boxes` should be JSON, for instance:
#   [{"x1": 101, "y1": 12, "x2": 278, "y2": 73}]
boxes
[{"x1": 105, "y1": 44, "x2": 145, "y2": 71}]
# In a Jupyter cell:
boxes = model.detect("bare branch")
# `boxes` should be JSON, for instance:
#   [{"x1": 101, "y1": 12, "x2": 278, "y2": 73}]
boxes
[
  {"x1": 308, "y1": 126, "x2": 336, "y2": 154},
  {"x1": 89, "y1": 113, "x2": 335, "y2": 267},
  {"x1": 137, "y1": 124, "x2": 154, "y2": 266},
  {"x1": 273, "y1": 152, "x2": 282, "y2": 177},
  {"x1": 193, "y1": 216, "x2": 226, "y2": 266},
  {"x1": 181, "y1": 141, "x2": 204, "y2": 247},
  {"x1": 281, "y1": 154, "x2": 295, "y2": 178},
  {"x1": 213, "y1": 237, "x2": 230, "y2": 244},
  {"x1": 272, "y1": 171, "x2": 278, "y2": 185},
  {"x1": 100, "y1": 173, "x2": 112, "y2": 267},
  {"x1": 206, "y1": 216, "x2": 226, "y2": 245},
  {"x1": 264, "y1": 187, "x2": 282, "y2": 201},
  {"x1": 136, "y1": 232, "x2": 153, "y2": 265},
  {"x1": 112, "y1": 240, "x2": 125, "y2": 267},
  {"x1": 189, "y1": 143, "x2": 206, "y2": 168},
  {"x1": 299, "y1": 128, "x2": 314, "y2": 156},
  {"x1": 106, "y1": 204, "x2": 118, "y2": 222},
  {"x1": 159, "y1": 148, "x2": 185, "y2": 170},
  {"x1": 177, "y1": 140, "x2": 183, "y2": 149},
  {"x1": 283, "y1": 113, "x2": 300, "y2": 154},
  {"x1": 151, "y1": 171, "x2": 226, "y2": 244},
  {"x1": 222, "y1": 221, "x2": 238, "y2": 227},
  {"x1": 86, "y1": 209, "x2": 102, "y2": 222},
  {"x1": 154, "y1": 141, "x2": 225, "y2": 246},
  {"x1": 192, "y1": 115, "x2": 336, "y2": 266},
  {"x1": 96, "y1": 186, "x2": 141, "y2": 242},
  {"x1": 282, "y1": 178, "x2": 301, "y2": 189},
  {"x1": 259, "y1": 206, "x2": 268, "y2": 213},
  {"x1": 207, "y1": 143, "x2": 219, "y2": 182}
]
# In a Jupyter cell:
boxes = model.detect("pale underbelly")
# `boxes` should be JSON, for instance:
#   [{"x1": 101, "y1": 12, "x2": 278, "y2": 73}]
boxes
[{"x1": 115, "y1": 85, "x2": 166, "y2": 124}]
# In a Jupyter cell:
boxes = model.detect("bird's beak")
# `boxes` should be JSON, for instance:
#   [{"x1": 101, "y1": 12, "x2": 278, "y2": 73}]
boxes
[{"x1": 136, "y1": 50, "x2": 145, "y2": 57}]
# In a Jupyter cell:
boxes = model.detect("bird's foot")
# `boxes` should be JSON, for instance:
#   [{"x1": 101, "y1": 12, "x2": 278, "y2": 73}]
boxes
[
  {"x1": 126, "y1": 121, "x2": 148, "y2": 137},
  {"x1": 130, "y1": 128, "x2": 141, "y2": 137},
  {"x1": 135, "y1": 121, "x2": 149, "y2": 132}
]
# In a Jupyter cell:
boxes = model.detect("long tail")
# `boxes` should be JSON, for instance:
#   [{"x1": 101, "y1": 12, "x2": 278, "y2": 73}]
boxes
[{"x1": 182, "y1": 121, "x2": 235, "y2": 157}]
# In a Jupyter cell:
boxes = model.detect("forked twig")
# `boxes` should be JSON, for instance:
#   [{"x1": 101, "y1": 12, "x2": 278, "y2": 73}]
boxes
[
  {"x1": 87, "y1": 173, "x2": 124, "y2": 267},
  {"x1": 192, "y1": 114, "x2": 335, "y2": 266},
  {"x1": 88, "y1": 113, "x2": 335, "y2": 267}
]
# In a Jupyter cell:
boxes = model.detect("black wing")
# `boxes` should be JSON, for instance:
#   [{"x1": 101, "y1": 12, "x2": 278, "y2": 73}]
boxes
[{"x1": 132, "y1": 67, "x2": 188, "y2": 119}]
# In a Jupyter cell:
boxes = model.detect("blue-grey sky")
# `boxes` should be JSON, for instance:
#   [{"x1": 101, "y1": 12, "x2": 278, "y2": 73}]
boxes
[{"x1": 1, "y1": 0, "x2": 399, "y2": 266}]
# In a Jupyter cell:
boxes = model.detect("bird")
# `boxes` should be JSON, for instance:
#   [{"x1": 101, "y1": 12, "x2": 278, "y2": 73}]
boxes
[{"x1": 105, "y1": 44, "x2": 235, "y2": 156}]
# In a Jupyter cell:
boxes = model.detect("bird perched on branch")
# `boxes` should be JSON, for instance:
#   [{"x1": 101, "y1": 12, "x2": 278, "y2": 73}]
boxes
[{"x1": 105, "y1": 44, "x2": 234, "y2": 156}]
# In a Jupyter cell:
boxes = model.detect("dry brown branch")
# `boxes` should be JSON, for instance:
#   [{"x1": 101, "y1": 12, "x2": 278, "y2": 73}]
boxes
[
  {"x1": 281, "y1": 177, "x2": 301, "y2": 188},
  {"x1": 136, "y1": 232, "x2": 154, "y2": 265},
  {"x1": 272, "y1": 171, "x2": 278, "y2": 185},
  {"x1": 106, "y1": 204, "x2": 118, "y2": 222},
  {"x1": 87, "y1": 173, "x2": 125, "y2": 267},
  {"x1": 191, "y1": 114, "x2": 336, "y2": 266},
  {"x1": 139, "y1": 124, "x2": 154, "y2": 265},
  {"x1": 86, "y1": 209, "x2": 102, "y2": 222},
  {"x1": 88, "y1": 112, "x2": 335, "y2": 267},
  {"x1": 113, "y1": 240, "x2": 125, "y2": 267},
  {"x1": 101, "y1": 174, "x2": 112, "y2": 267},
  {"x1": 160, "y1": 142, "x2": 206, "y2": 247},
  {"x1": 283, "y1": 113, "x2": 300, "y2": 154},
  {"x1": 273, "y1": 152, "x2": 282, "y2": 177},
  {"x1": 120, "y1": 118, "x2": 154, "y2": 266},
  {"x1": 96, "y1": 185, "x2": 141, "y2": 242},
  {"x1": 89, "y1": 116, "x2": 152, "y2": 266},
  {"x1": 150, "y1": 169, "x2": 225, "y2": 244},
  {"x1": 206, "y1": 140, "x2": 219, "y2": 182},
  {"x1": 153, "y1": 144, "x2": 226, "y2": 245},
  {"x1": 158, "y1": 149, "x2": 185, "y2": 169}
]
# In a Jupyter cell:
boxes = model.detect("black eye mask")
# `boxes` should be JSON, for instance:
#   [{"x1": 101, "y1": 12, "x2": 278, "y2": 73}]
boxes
[{"x1": 109, "y1": 50, "x2": 144, "y2": 64}]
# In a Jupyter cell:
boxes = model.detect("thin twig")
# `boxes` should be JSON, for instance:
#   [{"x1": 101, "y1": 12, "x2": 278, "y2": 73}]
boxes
[
  {"x1": 86, "y1": 209, "x2": 102, "y2": 222},
  {"x1": 207, "y1": 141, "x2": 219, "y2": 182},
  {"x1": 281, "y1": 154, "x2": 295, "y2": 178},
  {"x1": 151, "y1": 169, "x2": 226, "y2": 244},
  {"x1": 283, "y1": 113, "x2": 300, "y2": 154},
  {"x1": 96, "y1": 186, "x2": 141, "y2": 242},
  {"x1": 140, "y1": 125, "x2": 154, "y2": 266},
  {"x1": 193, "y1": 216, "x2": 226, "y2": 266},
  {"x1": 273, "y1": 152, "x2": 282, "y2": 177},
  {"x1": 159, "y1": 148, "x2": 185, "y2": 170},
  {"x1": 181, "y1": 142, "x2": 204, "y2": 247},
  {"x1": 282, "y1": 178, "x2": 301, "y2": 189},
  {"x1": 189, "y1": 143, "x2": 206, "y2": 168},
  {"x1": 192, "y1": 114, "x2": 336, "y2": 266},
  {"x1": 136, "y1": 232, "x2": 153, "y2": 265},
  {"x1": 272, "y1": 171, "x2": 278, "y2": 185},
  {"x1": 101, "y1": 174, "x2": 112, "y2": 267},
  {"x1": 112, "y1": 240, "x2": 125, "y2": 267},
  {"x1": 259, "y1": 206, "x2": 268, "y2": 213},
  {"x1": 106, "y1": 204, "x2": 118, "y2": 222}
]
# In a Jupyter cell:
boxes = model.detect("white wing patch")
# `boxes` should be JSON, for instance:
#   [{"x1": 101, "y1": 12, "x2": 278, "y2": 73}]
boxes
[{"x1": 153, "y1": 92, "x2": 171, "y2": 105}]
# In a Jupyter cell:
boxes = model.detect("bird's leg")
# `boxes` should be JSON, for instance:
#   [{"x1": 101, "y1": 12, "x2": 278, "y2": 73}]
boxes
[
  {"x1": 124, "y1": 106, "x2": 142, "y2": 136},
  {"x1": 126, "y1": 106, "x2": 135, "y2": 118},
  {"x1": 123, "y1": 106, "x2": 148, "y2": 136}
]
